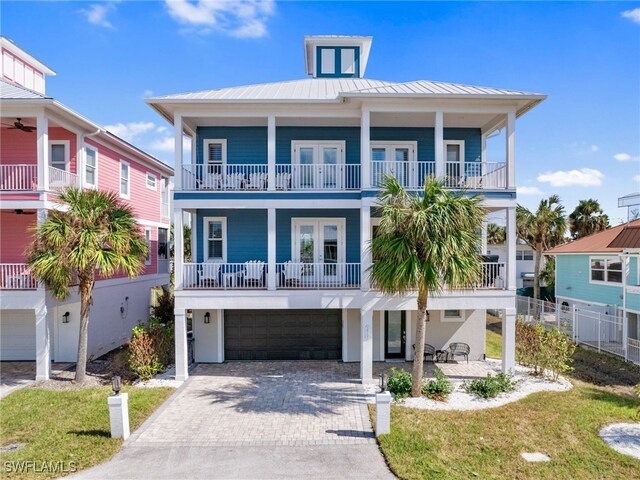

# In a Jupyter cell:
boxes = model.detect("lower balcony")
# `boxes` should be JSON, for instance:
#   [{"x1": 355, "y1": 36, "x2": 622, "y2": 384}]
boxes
[
  {"x1": 0, "y1": 164, "x2": 79, "y2": 191},
  {"x1": 0, "y1": 264, "x2": 37, "y2": 290}
]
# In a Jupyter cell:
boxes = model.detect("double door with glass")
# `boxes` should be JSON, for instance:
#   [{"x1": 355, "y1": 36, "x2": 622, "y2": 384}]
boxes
[
  {"x1": 371, "y1": 143, "x2": 417, "y2": 188},
  {"x1": 293, "y1": 219, "x2": 345, "y2": 285},
  {"x1": 293, "y1": 142, "x2": 344, "y2": 190}
]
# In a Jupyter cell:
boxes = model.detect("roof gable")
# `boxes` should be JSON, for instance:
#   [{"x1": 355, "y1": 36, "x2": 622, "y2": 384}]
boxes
[{"x1": 546, "y1": 219, "x2": 640, "y2": 254}]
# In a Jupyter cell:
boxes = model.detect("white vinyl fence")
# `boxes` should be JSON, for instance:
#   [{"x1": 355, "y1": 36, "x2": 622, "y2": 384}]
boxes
[{"x1": 516, "y1": 295, "x2": 639, "y2": 366}]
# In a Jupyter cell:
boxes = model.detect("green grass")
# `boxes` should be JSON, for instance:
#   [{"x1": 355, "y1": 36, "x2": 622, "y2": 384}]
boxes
[
  {"x1": 373, "y1": 385, "x2": 640, "y2": 479},
  {"x1": 0, "y1": 386, "x2": 173, "y2": 479},
  {"x1": 485, "y1": 313, "x2": 502, "y2": 359}
]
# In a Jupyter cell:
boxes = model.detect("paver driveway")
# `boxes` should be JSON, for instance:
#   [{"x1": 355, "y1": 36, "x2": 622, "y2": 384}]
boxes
[{"x1": 75, "y1": 361, "x2": 394, "y2": 479}]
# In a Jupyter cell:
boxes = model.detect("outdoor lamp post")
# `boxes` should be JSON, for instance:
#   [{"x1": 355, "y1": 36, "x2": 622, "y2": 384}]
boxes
[
  {"x1": 108, "y1": 375, "x2": 129, "y2": 439},
  {"x1": 112, "y1": 375, "x2": 121, "y2": 395},
  {"x1": 379, "y1": 373, "x2": 386, "y2": 392}
]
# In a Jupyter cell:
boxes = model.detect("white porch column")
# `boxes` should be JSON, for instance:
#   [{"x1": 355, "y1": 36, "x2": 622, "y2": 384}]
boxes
[
  {"x1": 360, "y1": 308, "x2": 374, "y2": 383},
  {"x1": 35, "y1": 302, "x2": 50, "y2": 381},
  {"x1": 267, "y1": 208, "x2": 276, "y2": 290},
  {"x1": 174, "y1": 114, "x2": 183, "y2": 191},
  {"x1": 481, "y1": 133, "x2": 487, "y2": 177},
  {"x1": 506, "y1": 207, "x2": 517, "y2": 290},
  {"x1": 502, "y1": 307, "x2": 516, "y2": 373},
  {"x1": 267, "y1": 115, "x2": 276, "y2": 191},
  {"x1": 434, "y1": 111, "x2": 444, "y2": 179},
  {"x1": 481, "y1": 220, "x2": 488, "y2": 255},
  {"x1": 175, "y1": 309, "x2": 189, "y2": 381},
  {"x1": 36, "y1": 112, "x2": 48, "y2": 191},
  {"x1": 361, "y1": 205, "x2": 371, "y2": 291},
  {"x1": 506, "y1": 110, "x2": 516, "y2": 189},
  {"x1": 360, "y1": 107, "x2": 371, "y2": 189},
  {"x1": 173, "y1": 209, "x2": 184, "y2": 290}
]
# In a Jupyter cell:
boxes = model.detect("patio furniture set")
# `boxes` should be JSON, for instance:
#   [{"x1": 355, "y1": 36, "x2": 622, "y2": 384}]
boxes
[{"x1": 412, "y1": 342, "x2": 470, "y2": 363}]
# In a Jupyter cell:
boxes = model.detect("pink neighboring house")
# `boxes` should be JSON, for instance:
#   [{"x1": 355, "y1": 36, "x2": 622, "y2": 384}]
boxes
[{"x1": 0, "y1": 36, "x2": 173, "y2": 380}]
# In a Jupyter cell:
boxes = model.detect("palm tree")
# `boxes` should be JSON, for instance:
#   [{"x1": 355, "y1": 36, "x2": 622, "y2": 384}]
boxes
[
  {"x1": 27, "y1": 188, "x2": 147, "y2": 383},
  {"x1": 516, "y1": 195, "x2": 566, "y2": 301},
  {"x1": 569, "y1": 199, "x2": 610, "y2": 239},
  {"x1": 487, "y1": 223, "x2": 506, "y2": 245},
  {"x1": 370, "y1": 177, "x2": 485, "y2": 397}
]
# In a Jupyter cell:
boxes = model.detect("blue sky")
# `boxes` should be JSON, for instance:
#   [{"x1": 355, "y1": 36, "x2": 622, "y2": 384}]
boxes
[{"x1": 3, "y1": 1, "x2": 639, "y2": 223}]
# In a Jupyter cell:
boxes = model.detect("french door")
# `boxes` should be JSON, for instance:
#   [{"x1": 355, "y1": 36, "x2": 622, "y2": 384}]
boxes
[
  {"x1": 292, "y1": 219, "x2": 345, "y2": 284},
  {"x1": 293, "y1": 142, "x2": 344, "y2": 190},
  {"x1": 371, "y1": 142, "x2": 416, "y2": 187}
]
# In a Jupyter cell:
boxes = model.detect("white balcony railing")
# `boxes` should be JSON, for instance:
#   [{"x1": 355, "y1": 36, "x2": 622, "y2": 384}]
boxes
[
  {"x1": 478, "y1": 262, "x2": 506, "y2": 289},
  {"x1": 0, "y1": 164, "x2": 37, "y2": 191},
  {"x1": 183, "y1": 262, "x2": 268, "y2": 289},
  {"x1": 182, "y1": 164, "x2": 268, "y2": 191},
  {"x1": 371, "y1": 161, "x2": 436, "y2": 189},
  {"x1": 276, "y1": 262, "x2": 361, "y2": 289},
  {"x1": 1, "y1": 264, "x2": 37, "y2": 289},
  {"x1": 48, "y1": 166, "x2": 79, "y2": 190},
  {"x1": 275, "y1": 164, "x2": 360, "y2": 190}
]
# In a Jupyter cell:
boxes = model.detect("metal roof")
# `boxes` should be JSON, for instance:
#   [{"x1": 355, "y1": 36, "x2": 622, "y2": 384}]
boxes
[
  {"x1": 0, "y1": 79, "x2": 49, "y2": 100},
  {"x1": 547, "y1": 219, "x2": 640, "y2": 254},
  {"x1": 608, "y1": 226, "x2": 640, "y2": 249},
  {"x1": 345, "y1": 80, "x2": 543, "y2": 97}
]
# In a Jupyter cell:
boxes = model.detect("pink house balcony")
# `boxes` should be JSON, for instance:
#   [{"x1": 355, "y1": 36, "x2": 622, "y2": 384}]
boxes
[
  {"x1": 0, "y1": 164, "x2": 79, "y2": 191},
  {"x1": 0, "y1": 264, "x2": 37, "y2": 290}
]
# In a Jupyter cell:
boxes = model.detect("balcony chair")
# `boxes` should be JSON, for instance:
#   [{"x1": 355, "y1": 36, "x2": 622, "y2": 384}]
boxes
[
  {"x1": 225, "y1": 172, "x2": 244, "y2": 190},
  {"x1": 448, "y1": 342, "x2": 470, "y2": 363},
  {"x1": 412, "y1": 343, "x2": 436, "y2": 362},
  {"x1": 282, "y1": 261, "x2": 302, "y2": 287},
  {"x1": 243, "y1": 260, "x2": 265, "y2": 287},
  {"x1": 275, "y1": 172, "x2": 291, "y2": 190},
  {"x1": 199, "y1": 262, "x2": 221, "y2": 288},
  {"x1": 246, "y1": 172, "x2": 267, "y2": 190}
]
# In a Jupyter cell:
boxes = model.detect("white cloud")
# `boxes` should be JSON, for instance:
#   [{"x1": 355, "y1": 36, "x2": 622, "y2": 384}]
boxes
[
  {"x1": 165, "y1": 0, "x2": 275, "y2": 38},
  {"x1": 79, "y1": 2, "x2": 117, "y2": 29},
  {"x1": 104, "y1": 122, "x2": 156, "y2": 142},
  {"x1": 517, "y1": 186, "x2": 543, "y2": 195},
  {"x1": 613, "y1": 152, "x2": 638, "y2": 162},
  {"x1": 537, "y1": 168, "x2": 604, "y2": 187},
  {"x1": 634, "y1": 175, "x2": 640, "y2": 183},
  {"x1": 149, "y1": 136, "x2": 175, "y2": 152},
  {"x1": 590, "y1": 145, "x2": 599, "y2": 152},
  {"x1": 622, "y1": 8, "x2": 640, "y2": 24}
]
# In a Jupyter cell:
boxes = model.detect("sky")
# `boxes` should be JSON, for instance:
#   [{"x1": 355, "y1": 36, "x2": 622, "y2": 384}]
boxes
[{"x1": 2, "y1": 1, "x2": 639, "y2": 224}]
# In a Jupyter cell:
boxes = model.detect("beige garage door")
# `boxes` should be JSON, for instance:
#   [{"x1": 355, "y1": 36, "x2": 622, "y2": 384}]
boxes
[{"x1": 0, "y1": 310, "x2": 36, "y2": 360}]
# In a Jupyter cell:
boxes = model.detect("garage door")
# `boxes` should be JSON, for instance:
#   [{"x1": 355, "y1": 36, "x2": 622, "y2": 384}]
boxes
[
  {"x1": 0, "y1": 310, "x2": 36, "y2": 360},
  {"x1": 225, "y1": 310, "x2": 341, "y2": 360}
]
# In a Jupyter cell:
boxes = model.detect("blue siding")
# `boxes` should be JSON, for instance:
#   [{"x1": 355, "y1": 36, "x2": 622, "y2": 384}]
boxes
[
  {"x1": 276, "y1": 127, "x2": 361, "y2": 165},
  {"x1": 276, "y1": 209, "x2": 361, "y2": 263},
  {"x1": 196, "y1": 127, "x2": 267, "y2": 165},
  {"x1": 195, "y1": 209, "x2": 267, "y2": 263}
]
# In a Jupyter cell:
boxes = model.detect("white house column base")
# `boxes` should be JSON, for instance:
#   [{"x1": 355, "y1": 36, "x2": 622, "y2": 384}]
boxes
[
  {"x1": 35, "y1": 304, "x2": 50, "y2": 381},
  {"x1": 360, "y1": 308, "x2": 374, "y2": 383},
  {"x1": 175, "y1": 310, "x2": 189, "y2": 381},
  {"x1": 502, "y1": 307, "x2": 516, "y2": 373}
]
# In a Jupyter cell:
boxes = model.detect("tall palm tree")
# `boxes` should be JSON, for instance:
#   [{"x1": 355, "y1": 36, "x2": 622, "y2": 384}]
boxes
[
  {"x1": 27, "y1": 188, "x2": 147, "y2": 383},
  {"x1": 516, "y1": 195, "x2": 566, "y2": 301},
  {"x1": 569, "y1": 199, "x2": 610, "y2": 239},
  {"x1": 370, "y1": 177, "x2": 485, "y2": 397},
  {"x1": 487, "y1": 223, "x2": 506, "y2": 245}
]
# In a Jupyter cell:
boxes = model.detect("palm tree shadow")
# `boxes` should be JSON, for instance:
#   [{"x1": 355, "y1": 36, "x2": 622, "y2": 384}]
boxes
[{"x1": 68, "y1": 429, "x2": 111, "y2": 438}]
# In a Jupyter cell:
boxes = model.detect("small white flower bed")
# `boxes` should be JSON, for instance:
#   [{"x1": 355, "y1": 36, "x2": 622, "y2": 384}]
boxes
[
  {"x1": 134, "y1": 364, "x2": 183, "y2": 389},
  {"x1": 366, "y1": 359, "x2": 572, "y2": 411}
]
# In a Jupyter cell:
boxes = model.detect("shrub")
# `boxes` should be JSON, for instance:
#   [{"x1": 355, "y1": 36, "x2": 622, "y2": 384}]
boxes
[
  {"x1": 128, "y1": 320, "x2": 174, "y2": 381},
  {"x1": 542, "y1": 327, "x2": 576, "y2": 381},
  {"x1": 422, "y1": 368, "x2": 453, "y2": 401},
  {"x1": 386, "y1": 368, "x2": 412, "y2": 399},
  {"x1": 516, "y1": 318, "x2": 575, "y2": 380},
  {"x1": 463, "y1": 373, "x2": 518, "y2": 399},
  {"x1": 151, "y1": 286, "x2": 174, "y2": 325},
  {"x1": 516, "y1": 320, "x2": 545, "y2": 374}
]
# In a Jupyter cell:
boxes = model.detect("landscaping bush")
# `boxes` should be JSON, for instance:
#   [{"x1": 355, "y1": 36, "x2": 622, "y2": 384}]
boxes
[
  {"x1": 422, "y1": 368, "x2": 453, "y2": 401},
  {"x1": 516, "y1": 318, "x2": 575, "y2": 380},
  {"x1": 542, "y1": 326, "x2": 576, "y2": 381},
  {"x1": 128, "y1": 319, "x2": 174, "y2": 381},
  {"x1": 386, "y1": 368, "x2": 412, "y2": 399},
  {"x1": 463, "y1": 372, "x2": 517, "y2": 399},
  {"x1": 515, "y1": 320, "x2": 545, "y2": 374},
  {"x1": 151, "y1": 286, "x2": 175, "y2": 326}
]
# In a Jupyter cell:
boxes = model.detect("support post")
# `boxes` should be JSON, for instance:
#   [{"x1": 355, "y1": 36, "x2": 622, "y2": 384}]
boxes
[
  {"x1": 173, "y1": 209, "x2": 184, "y2": 290},
  {"x1": 108, "y1": 393, "x2": 130, "y2": 440},
  {"x1": 267, "y1": 115, "x2": 276, "y2": 191},
  {"x1": 360, "y1": 308, "x2": 373, "y2": 383},
  {"x1": 434, "y1": 111, "x2": 444, "y2": 179},
  {"x1": 375, "y1": 391, "x2": 392, "y2": 436},
  {"x1": 506, "y1": 110, "x2": 516, "y2": 189},
  {"x1": 506, "y1": 207, "x2": 517, "y2": 291},
  {"x1": 361, "y1": 205, "x2": 371, "y2": 291},
  {"x1": 502, "y1": 307, "x2": 516, "y2": 373},
  {"x1": 175, "y1": 310, "x2": 188, "y2": 381},
  {"x1": 36, "y1": 112, "x2": 48, "y2": 191},
  {"x1": 360, "y1": 107, "x2": 371, "y2": 189},
  {"x1": 174, "y1": 114, "x2": 183, "y2": 191},
  {"x1": 267, "y1": 208, "x2": 276, "y2": 290},
  {"x1": 35, "y1": 302, "x2": 50, "y2": 381},
  {"x1": 481, "y1": 220, "x2": 488, "y2": 255},
  {"x1": 597, "y1": 313, "x2": 601, "y2": 352}
]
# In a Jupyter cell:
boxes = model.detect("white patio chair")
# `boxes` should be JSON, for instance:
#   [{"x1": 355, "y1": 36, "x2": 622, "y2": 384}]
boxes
[
  {"x1": 282, "y1": 261, "x2": 302, "y2": 287},
  {"x1": 199, "y1": 262, "x2": 221, "y2": 288},
  {"x1": 224, "y1": 172, "x2": 244, "y2": 190},
  {"x1": 246, "y1": 172, "x2": 266, "y2": 190},
  {"x1": 243, "y1": 261, "x2": 265, "y2": 287},
  {"x1": 275, "y1": 172, "x2": 291, "y2": 190}
]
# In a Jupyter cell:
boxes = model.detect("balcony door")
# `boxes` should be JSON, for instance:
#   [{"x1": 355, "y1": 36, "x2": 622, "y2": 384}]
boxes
[
  {"x1": 292, "y1": 218, "x2": 345, "y2": 284},
  {"x1": 385, "y1": 311, "x2": 406, "y2": 359},
  {"x1": 371, "y1": 142, "x2": 417, "y2": 187},
  {"x1": 444, "y1": 140, "x2": 465, "y2": 179},
  {"x1": 292, "y1": 141, "x2": 345, "y2": 190}
]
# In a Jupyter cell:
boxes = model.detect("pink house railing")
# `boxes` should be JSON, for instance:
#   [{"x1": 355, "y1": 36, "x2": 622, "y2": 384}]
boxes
[{"x1": 0, "y1": 264, "x2": 37, "y2": 289}]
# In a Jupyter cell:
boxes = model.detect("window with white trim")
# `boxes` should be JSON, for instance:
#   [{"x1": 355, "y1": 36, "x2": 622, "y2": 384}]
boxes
[
  {"x1": 3, "y1": 51, "x2": 14, "y2": 80},
  {"x1": 444, "y1": 140, "x2": 465, "y2": 178},
  {"x1": 205, "y1": 139, "x2": 226, "y2": 175},
  {"x1": 204, "y1": 217, "x2": 226, "y2": 262},
  {"x1": 144, "y1": 228, "x2": 152, "y2": 265},
  {"x1": 146, "y1": 173, "x2": 157, "y2": 190},
  {"x1": 590, "y1": 257, "x2": 622, "y2": 284},
  {"x1": 516, "y1": 250, "x2": 534, "y2": 261},
  {"x1": 120, "y1": 160, "x2": 130, "y2": 198},
  {"x1": 442, "y1": 310, "x2": 464, "y2": 322},
  {"x1": 49, "y1": 141, "x2": 69, "y2": 171},
  {"x1": 84, "y1": 146, "x2": 97, "y2": 187}
]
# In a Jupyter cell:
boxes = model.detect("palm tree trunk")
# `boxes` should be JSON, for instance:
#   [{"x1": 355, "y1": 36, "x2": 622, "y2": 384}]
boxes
[
  {"x1": 75, "y1": 275, "x2": 94, "y2": 383},
  {"x1": 411, "y1": 285, "x2": 428, "y2": 397}
]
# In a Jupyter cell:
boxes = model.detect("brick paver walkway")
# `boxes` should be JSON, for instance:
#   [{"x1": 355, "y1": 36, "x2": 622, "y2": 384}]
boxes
[{"x1": 131, "y1": 362, "x2": 375, "y2": 446}]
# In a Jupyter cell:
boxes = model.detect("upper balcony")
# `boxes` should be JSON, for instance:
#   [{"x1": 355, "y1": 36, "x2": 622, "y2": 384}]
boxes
[{"x1": 0, "y1": 164, "x2": 79, "y2": 192}]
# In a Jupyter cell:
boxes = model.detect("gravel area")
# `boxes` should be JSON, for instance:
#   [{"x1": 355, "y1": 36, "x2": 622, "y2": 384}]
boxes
[
  {"x1": 134, "y1": 365, "x2": 184, "y2": 389},
  {"x1": 599, "y1": 423, "x2": 640, "y2": 459},
  {"x1": 364, "y1": 359, "x2": 572, "y2": 411}
]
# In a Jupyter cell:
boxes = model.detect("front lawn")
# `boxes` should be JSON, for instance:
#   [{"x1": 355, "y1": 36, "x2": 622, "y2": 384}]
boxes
[
  {"x1": 485, "y1": 313, "x2": 502, "y2": 359},
  {"x1": 0, "y1": 386, "x2": 173, "y2": 479},
  {"x1": 374, "y1": 384, "x2": 639, "y2": 479}
]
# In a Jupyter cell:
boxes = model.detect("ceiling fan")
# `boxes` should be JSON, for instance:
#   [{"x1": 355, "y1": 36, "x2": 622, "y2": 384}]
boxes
[
  {"x1": 14, "y1": 209, "x2": 36, "y2": 215},
  {"x1": 2, "y1": 118, "x2": 36, "y2": 133}
]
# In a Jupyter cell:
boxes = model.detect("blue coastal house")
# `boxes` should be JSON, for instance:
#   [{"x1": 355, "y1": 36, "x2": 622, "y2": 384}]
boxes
[{"x1": 146, "y1": 35, "x2": 546, "y2": 382}]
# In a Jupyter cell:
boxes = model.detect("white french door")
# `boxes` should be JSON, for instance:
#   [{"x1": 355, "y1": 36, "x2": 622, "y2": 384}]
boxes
[
  {"x1": 292, "y1": 142, "x2": 344, "y2": 190},
  {"x1": 370, "y1": 142, "x2": 417, "y2": 187},
  {"x1": 292, "y1": 218, "x2": 345, "y2": 284}
]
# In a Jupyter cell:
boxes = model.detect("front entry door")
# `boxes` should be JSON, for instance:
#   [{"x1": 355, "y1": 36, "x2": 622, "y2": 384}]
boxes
[
  {"x1": 293, "y1": 219, "x2": 345, "y2": 285},
  {"x1": 385, "y1": 311, "x2": 406, "y2": 359}
]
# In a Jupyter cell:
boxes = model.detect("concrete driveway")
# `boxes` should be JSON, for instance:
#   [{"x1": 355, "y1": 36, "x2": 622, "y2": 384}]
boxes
[{"x1": 75, "y1": 362, "x2": 394, "y2": 479}]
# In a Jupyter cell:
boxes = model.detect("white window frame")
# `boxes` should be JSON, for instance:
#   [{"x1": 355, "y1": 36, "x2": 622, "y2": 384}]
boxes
[
  {"x1": 203, "y1": 216, "x2": 227, "y2": 262},
  {"x1": 291, "y1": 140, "x2": 346, "y2": 164},
  {"x1": 444, "y1": 140, "x2": 465, "y2": 168},
  {"x1": 144, "y1": 228, "x2": 152, "y2": 265},
  {"x1": 119, "y1": 160, "x2": 130, "y2": 199},
  {"x1": 83, "y1": 145, "x2": 98, "y2": 188},
  {"x1": 290, "y1": 218, "x2": 346, "y2": 264},
  {"x1": 204, "y1": 139, "x2": 227, "y2": 169},
  {"x1": 589, "y1": 255, "x2": 623, "y2": 285},
  {"x1": 49, "y1": 140, "x2": 70, "y2": 171},
  {"x1": 146, "y1": 172, "x2": 157, "y2": 191},
  {"x1": 442, "y1": 309, "x2": 466, "y2": 322},
  {"x1": 320, "y1": 48, "x2": 335, "y2": 75},
  {"x1": 3, "y1": 51, "x2": 14, "y2": 80}
]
